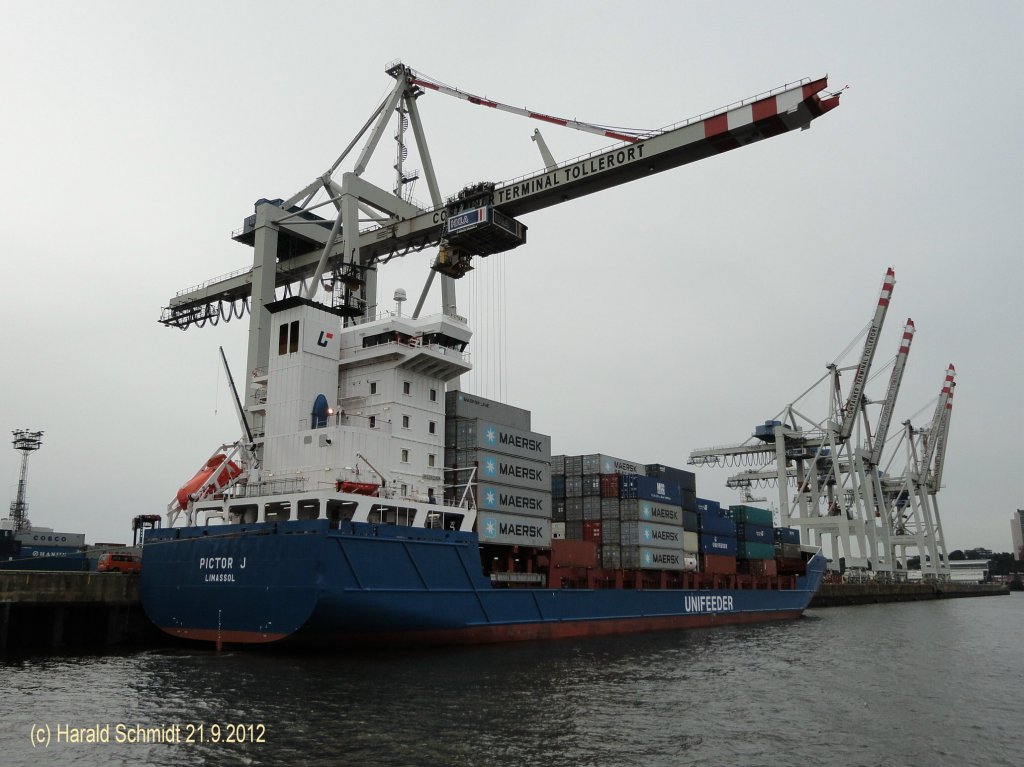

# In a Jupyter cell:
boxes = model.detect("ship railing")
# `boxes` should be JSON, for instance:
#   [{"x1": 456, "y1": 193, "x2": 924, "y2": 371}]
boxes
[
  {"x1": 234, "y1": 478, "x2": 309, "y2": 498},
  {"x1": 343, "y1": 338, "x2": 470, "y2": 363}
]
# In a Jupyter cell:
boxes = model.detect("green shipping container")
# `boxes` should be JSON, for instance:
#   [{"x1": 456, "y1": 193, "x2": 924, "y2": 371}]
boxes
[
  {"x1": 737, "y1": 541, "x2": 775, "y2": 560},
  {"x1": 728, "y1": 505, "x2": 774, "y2": 527}
]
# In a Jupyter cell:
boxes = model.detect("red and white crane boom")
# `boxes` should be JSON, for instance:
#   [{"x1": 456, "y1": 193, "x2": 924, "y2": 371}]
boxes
[
  {"x1": 927, "y1": 367, "x2": 956, "y2": 491},
  {"x1": 868, "y1": 318, "x2": 916, "y2": 466},
  {"x1": 838, "y1": 268, "x2": 896, "y2": 440}
]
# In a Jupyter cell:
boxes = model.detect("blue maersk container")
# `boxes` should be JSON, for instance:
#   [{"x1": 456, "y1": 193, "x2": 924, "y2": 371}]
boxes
[
  {"x1": 735, "y1": 523, "x2": 773, "y2": 543},
  {"x1": 619, "y1": 474, "x2": 682, "y2": 506},
  {"x1": 698, "y1": 534, "x2": 738, "y2": 556},
  {"x1": 697, "y1": 511, "x2": 736, "y2": 537}
]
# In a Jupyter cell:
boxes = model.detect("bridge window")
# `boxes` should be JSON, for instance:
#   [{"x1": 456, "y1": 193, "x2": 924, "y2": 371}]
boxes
[
  {"x1": 264, "y1": 501, "x2": 291, "y2": 522},
  {"x1": 229, "y1": 504, "x2": 259, "y2": 524},
  {"x1": 297, "y1": 499, "x2": 320, "y2": 520},
  {"x1": 326, "y1": 500, "x2": 357, "y2": 528},
  {"x1": 402, "y1": 415, "x2": 410, "y2": 429},
  {"x1": 429, "y1": 421, "x2": 436, "y2": 434},
  {"x1": 403, "y1": 381, "x2": 411, "y2": 395},
  {"x1": 369, "y1": 381, "x2": 377, "y2": 394}
]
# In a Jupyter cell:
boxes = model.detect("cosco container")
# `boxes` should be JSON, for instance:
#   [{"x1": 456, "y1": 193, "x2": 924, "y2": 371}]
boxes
[
  {"x1": 736, "y1": 541, "x2": 775, "y2": 560},
  {"x1": 445, "y1": 391, "x2": 531, "y2": 431},
  {"x1": 619, "y1": 474, "x2": 682, "y2": 506},
  {"x1": 621, "y1": 546, "x2": 697, "y2": 571},
  {"x1": 735, "y1": 523, "x2": 773, "y2": 543},
  {"x1": 697, "y1": 511, "x2": 736, "y2": 537},
  {"x1": 583, "y1": 454, "x2": 646, "y2": 476},
  {"x1": 476, "y1": 512, "x2": 550, "y2": 547},
  {"x1": 644, "y1": 464, "x2": 696, "y2": 492},
  {"x1": 618, "y1": 499, "x2": 683, "y2": 526},
  {"x1": 728, "y1": 505, "x2": 774, "y2": 527},
  {"x1": 773, "y1": 527, "x2": 801, "y2": 545},
  {"x1": 698, "y1": 534, "x2": 738, "y2": 556}
]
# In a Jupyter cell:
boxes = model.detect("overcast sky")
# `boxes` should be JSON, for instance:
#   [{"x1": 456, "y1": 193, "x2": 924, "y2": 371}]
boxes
[{"x1": 2, "y1": 1, "x2": 1020, "y2": 554}]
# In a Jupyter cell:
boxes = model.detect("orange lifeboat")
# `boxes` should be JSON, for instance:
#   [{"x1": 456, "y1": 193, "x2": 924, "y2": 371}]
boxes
[
  {"x1": 176, "y1": 454, "x2": 243, "y2": 509},
  {"x1": 336, "y1": 480, "x2": 380, "y2": 496}
]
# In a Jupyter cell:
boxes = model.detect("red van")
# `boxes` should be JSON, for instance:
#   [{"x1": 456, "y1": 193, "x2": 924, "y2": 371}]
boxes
[{"x1": 97, "y1": 553, "x2": 141, "y2": 574}]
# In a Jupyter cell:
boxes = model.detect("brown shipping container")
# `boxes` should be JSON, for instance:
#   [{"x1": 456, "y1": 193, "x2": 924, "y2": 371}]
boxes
[
  {"x1": 776, "y1": 557, "x2": 807, "y2": 575},
  {"x1": 583, "y1": 521, "x2": 603, "y2": 543},
  {"x1": 700, "y1": 553, "x2": 737, "y2": 575},
  {"x1": 745, "y1": 559, "x2": 778, "y2": 577},
  {"x1": 550, "y1": 539, "x2": 598, "y2": 568},
  {"x1": 600, "y1": 474, "x2": 620, "y2": 498}
]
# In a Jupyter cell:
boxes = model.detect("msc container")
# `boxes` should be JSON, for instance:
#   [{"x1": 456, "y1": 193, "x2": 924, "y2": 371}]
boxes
[
  {"x1": 698, "y1": 534, "x2": 738, "y2": 556},
  {"x1": 456, "y1": 419, "x2": 551, "y2": 461},
  {"x1": 551, "y1": 522, "x2": 566, "y2": 539},
  {"x1": 728, "y1": 505, "x2": 774, "y2": 527},
  {"x1": 565, "y1": 475, "x2": 583, "y2": 498},
  {"x1": 583, "y1": 454, "x2": 646, "y2": 476},
  {"x1": 700, "y1": 553, "x2": 737, "y2": 575},
  {"x1": 600, "y1": 498, "x2": 620, "y2": 520},
  {"x1": 582, "y1": 520, "x2": 603, "y2": 543},
  {"x1": 697, "y1": 511, "x2": 736, "y2": 537},
  {"x1": 682, "y1": 510, "x2": 698, "y2": 532},
  {"x1": 550, "y1": 538, "x2": 597, "y2": 568},
  {"x1": 552, "y1": 454, "x2": 566, "y2": 476},
  {"x1": 599, "y1": 474, "x2": 620, "y2": 498},
  {"x1": 644, "y1": 464, "x2": 696, "y2": 492},
  {"x1": 774, "y1": 527, "x2": 801, "y2": 545},
  {"x1": 619, "y1": 474, "x2": 682, "y2": 506},
  {"x1": 565, "y1": 455, "x2": 583, "y2": 476},
  {"x1": 735, "y1": 523, "x2": 773, "y2": 543},
  {"x1": 445, "y1": 390, "x2": 531, "y2": 431},
  {"x1": 582, "y1": 473, "x2": 601, "y2": 497},
  {"x1": 696, "y1": 498, "x2": 721, "y2": 514},
  {"x1": 601, "y1": 544, "x2": 622, "y2": 570},
  {"x1": 551, "y1": 475, "x2": 566, "y2": 497},
  {"x1": 565, "y1": 521, "x2": 583, "y2": 540},
  {"x1": 618, "y1": 499, "x2": 684, "y2": 525},
  {"x1": 565, "y1": 498, "x2": 583, "y2": 522},
  {"x1": 476, "y1": 483, "x2": 551, "y2": 518},
  {"x1": 620, "y1": 521, "x2": 688, "y2": 549},
  {"x1": 582, "y1": 496, "x2": 602, "y2": 520},
  {"x1": 621, "y1": 546, "x2": 697, "y2": 571},
  {"x1": 736, "y1": 541, "x2": 776, "y2": 560},
  {"x1": 477, "y1": 512, "x2": 550, "y2": 547}
]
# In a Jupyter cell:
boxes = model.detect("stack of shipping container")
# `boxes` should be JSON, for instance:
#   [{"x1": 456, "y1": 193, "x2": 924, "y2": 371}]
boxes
[
  {"x1": 551, "y1": 454, "x2": 699, "y2": 572},
  {"x1": 444, "y1": 392, "x2": 552, "y2": 548}
]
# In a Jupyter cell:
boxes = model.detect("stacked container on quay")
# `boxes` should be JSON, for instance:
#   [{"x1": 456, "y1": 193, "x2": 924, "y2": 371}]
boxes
[{"x1": 139, "y1": 298, "x2": 826, "y2": 648}]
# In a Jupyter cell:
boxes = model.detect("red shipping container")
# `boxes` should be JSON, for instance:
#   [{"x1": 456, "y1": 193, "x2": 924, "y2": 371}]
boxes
[
  {"x1": 582, "y1": 521, "x2": 603, "y2": 543},
  {"x1": 700, "y1": 553, "x2": 737, "y2": 575},
  {"x1": 776, "y1": 557, "x2": 806, "y2": 576},
  {"x1": 746, "y1": 559, "x2": 778, "y2": 577},
  {"x1": 600, "y1": 474, "x2": 620, "y2": 498},
  {"x1": 550, "y1": 539, "x2": 598, "y2": 569}
]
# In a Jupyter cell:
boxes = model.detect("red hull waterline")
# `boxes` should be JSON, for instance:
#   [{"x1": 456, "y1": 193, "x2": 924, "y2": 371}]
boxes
[{"x1": 161, "y1": 609, "x2": 805, "y2": 649}]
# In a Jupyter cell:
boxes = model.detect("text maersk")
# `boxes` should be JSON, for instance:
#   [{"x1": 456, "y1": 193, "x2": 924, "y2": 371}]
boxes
[
  {"x1": 501, "y1": 493, "x2": 544, "y2": 512},
  {"x1": 500, "y1": 463, "x2": 544, "y2": 481},
  {"x1": 684, "y1": 595, "x2": 735, "y2": 613},
  {"x1": 499, "y1": 522, "x2": 544, "y2": 538},
  {"x1": 500, "y1": 433, "x2": 544, "y2": 452}
]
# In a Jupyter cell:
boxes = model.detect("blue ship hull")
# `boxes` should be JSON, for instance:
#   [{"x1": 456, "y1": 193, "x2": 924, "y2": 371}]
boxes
[{"x1": 139, "y1": 520, "x2": 826, "y2": 647}]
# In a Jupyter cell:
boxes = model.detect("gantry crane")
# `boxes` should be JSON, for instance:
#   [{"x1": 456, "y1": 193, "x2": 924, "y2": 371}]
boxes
[
  {"x1": 880, "y1": 366, "x2": 956, "y2": 578},
  {"x1": 688, "y1": 268, "x2": 902, "y2": 571},
  {"x1": 158, "y1": 60, "x2": 841, "y2": 424}
]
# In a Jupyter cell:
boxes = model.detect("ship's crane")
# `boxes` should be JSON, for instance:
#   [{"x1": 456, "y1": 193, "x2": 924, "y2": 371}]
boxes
[{"x1": 158, "y1": 60, "x2": 841, "y2": 404}]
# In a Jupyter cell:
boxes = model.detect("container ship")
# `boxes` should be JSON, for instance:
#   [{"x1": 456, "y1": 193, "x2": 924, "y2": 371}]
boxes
[{"x1": 140, "y1": 298, "x2": 825, "y2": 647}]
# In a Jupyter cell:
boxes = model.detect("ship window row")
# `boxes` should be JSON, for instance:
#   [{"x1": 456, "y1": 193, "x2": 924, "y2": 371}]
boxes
[{"x1": 224, "y1": 499, "x2": 465, "y2": 531}]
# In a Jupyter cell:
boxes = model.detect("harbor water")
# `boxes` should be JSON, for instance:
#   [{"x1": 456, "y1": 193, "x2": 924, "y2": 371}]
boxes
[{"x1": 2, "y1": 595, "x2": 1021, "y2": 766}]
